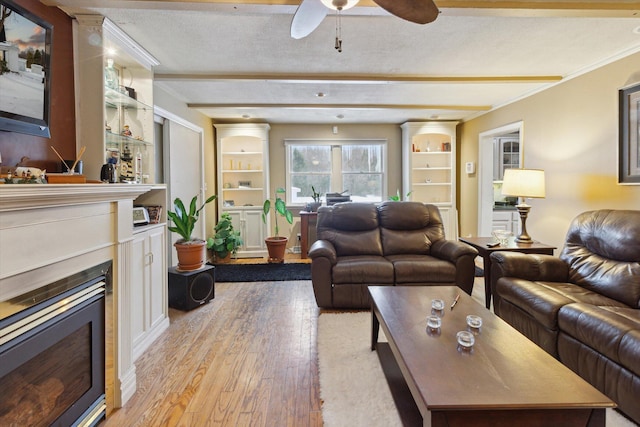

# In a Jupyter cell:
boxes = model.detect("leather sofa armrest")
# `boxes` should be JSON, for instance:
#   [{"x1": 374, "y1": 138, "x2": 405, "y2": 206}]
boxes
[
  {"x1": 432, "y1": 240, "x2": 479, "y2": 295},
  {"x1": 432, "y1": 239, "x2": 479, "y2": 263},
  {"x1": 490, "y1": 252, "x2": 569, "y2": 315},
  {"x1": 490, "y1": 252, "x2": 569, "y2": 282},
  {"x1": 309, "y1": 239, "x2": 338, "y2": 265}
]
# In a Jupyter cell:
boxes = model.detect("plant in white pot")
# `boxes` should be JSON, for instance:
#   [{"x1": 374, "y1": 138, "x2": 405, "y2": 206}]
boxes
[
  {"x1": 168, "y1": 194, "x2": 216, "y2": 271},
  {"x1": 262, "y1": 187, "x2": 294, "y2": 263}
]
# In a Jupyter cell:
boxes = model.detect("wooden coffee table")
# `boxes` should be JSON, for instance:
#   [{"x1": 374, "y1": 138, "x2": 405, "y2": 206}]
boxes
[{"x1": 369, "y1": 286, "x2": 615, "y2": 427}]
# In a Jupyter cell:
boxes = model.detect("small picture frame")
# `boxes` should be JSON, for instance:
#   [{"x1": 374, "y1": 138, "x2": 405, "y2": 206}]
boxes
[
  {"x1": 442, "y1": 142, "x2": 451, "y2": 152},
  {"x1": 238, "y1": 180, "x2": 251, "y2": 187},
  {"x1": 224, "y1": 200, "x2": 235, "y2": 207}
]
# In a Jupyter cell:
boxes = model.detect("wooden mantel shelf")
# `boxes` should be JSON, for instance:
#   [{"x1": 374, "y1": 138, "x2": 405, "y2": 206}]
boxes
[{"x1": 0, "y1": 184, "x2": 156, "y2": 211}]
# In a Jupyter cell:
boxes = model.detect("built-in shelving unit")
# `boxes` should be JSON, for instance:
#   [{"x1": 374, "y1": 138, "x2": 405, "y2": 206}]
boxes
[
  {"x1": 401, "y1": 121, "x2": 459, "y2": 239},
  {"x1": 215, "y1": 123, "x2": 270, "y2": 258}
]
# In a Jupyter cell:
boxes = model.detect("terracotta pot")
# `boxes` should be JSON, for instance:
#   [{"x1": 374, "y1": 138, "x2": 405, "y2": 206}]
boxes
[
  {"x1": 265, "y1": 236, "x2": 288, "y2": 264},
  {"x1": 214, "y1": 253, "x2": 232, "y2": 264},
  {"x1": 174, "y1": 240, "x2": 207, "y2": 271}
]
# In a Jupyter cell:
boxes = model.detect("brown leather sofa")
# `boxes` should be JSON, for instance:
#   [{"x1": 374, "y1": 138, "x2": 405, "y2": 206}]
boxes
[
  {"x1": 309, "y1": 201, "x2": 478, "y2": 309},
  {"x1": 490, "y1": 209, "x2": 640, "y2": 424}
]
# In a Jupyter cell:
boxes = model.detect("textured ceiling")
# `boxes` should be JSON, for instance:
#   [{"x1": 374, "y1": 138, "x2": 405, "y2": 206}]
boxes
[{"x1": 49, "y1": 0, "x2": 640, "y2": 124}]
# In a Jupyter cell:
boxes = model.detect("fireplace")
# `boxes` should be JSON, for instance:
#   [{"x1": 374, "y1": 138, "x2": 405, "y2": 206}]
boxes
[{"x1": 0, "y1": 261, "x2": 110, "y2": 427}]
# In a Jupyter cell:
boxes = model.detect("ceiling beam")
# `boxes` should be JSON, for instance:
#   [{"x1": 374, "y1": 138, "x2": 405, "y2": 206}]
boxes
[
  {"x1": 188, "y1": 103, "x2": 492, "y2": 111},
  {"x1": 156, "y1": 73, "x2": 563, "y2": 84}
]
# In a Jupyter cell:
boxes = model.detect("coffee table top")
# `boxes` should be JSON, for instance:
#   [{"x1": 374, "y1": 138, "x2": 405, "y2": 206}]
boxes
[{"x1": 369, "y1": 286, "x2": 614, "y2": 413}]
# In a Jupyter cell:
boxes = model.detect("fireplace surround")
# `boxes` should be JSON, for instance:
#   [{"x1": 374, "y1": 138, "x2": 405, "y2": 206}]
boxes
[
  {"x1": 0, "y1": 261, "x2": 110, "y2": 426},
  {"x1": 0, "y1": 184, "x2": 167, "y2": 420}
]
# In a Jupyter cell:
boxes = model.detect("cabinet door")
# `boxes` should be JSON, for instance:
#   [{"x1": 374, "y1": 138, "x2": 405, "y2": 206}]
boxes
[
  {"x1": 130, "y1": 233, "x2": 147, "y2": 349},
  {"x1": 243, "y1": 210, "x2": 266, "y2": 252},
  {"x1": 147, "y1": 226, "x2": 166, "y2": 331}
]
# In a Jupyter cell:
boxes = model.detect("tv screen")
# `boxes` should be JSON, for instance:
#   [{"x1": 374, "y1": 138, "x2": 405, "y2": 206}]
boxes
[{"x1": 0, "y1": 0, "x2": 52, "y2": 138}]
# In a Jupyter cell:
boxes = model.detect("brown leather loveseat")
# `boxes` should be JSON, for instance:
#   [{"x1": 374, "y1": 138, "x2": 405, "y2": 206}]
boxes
[
  {"x1": 309, "y1": 201, "x2": 478, "y2": 309},
  {"x1": 490, "y1": 209, "x2": 640, "y2": 423}
]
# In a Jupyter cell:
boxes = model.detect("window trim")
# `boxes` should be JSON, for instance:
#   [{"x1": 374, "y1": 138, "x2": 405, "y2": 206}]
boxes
[{"x1": 284, "y1": 138, "x2": 388, "y2": 205}]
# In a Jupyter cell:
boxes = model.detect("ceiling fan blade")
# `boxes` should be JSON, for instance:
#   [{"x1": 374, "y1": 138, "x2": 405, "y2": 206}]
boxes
[
  {"x1": 291, "y1": 0, "x2": 329, "y2": 39},
  {"x1": 373, "y1": 0, "x2": 439, "y2": 24}
]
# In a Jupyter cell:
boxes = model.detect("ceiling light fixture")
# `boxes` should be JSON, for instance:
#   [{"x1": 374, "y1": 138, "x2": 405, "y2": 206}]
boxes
[
  {"x1": 316, "y1": 92, "x2": 326, "y2": 97},
  {"x1": 320, "y1": 0, "x2": 359, "y2": 53}
]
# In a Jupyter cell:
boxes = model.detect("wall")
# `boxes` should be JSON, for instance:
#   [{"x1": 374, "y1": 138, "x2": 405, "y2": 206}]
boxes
[
  {"x1": 265, "y1": 123, "x2": 403, "y2": 243},
  {"x1": 459, "y1": 51, "x2": 640, "y2": 251},
  {"x1": 0, "y1": 0, "x2": 76, "y2": 171}
]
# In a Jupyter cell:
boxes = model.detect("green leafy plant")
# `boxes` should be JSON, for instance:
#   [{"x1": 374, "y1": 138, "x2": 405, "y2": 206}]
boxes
[
  {"x1": 311, "y1": 186, "x2": 321, "y2": 203},
  {"x1": 207, "y1": 212, "x2": 243, "y2": 259},
  {"x1": 389, "y1": 190, "x2": 412, "y2": 201},
  {"x1": 167, "y1": 194, "x2": 217, "y2": 243},
  {"x1": 262, "y1": 187, "x2": 294, "y2": 237}
]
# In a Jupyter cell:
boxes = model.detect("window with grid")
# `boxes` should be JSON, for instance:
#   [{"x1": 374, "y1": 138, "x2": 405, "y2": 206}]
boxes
[{"x1": 285, "y1": 140, "x2": 387, "y2": 205}]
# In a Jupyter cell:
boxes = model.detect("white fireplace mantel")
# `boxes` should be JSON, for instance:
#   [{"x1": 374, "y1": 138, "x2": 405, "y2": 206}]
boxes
[{"x1": 0, "y1": 183, "x2": 163, "y2": 409}]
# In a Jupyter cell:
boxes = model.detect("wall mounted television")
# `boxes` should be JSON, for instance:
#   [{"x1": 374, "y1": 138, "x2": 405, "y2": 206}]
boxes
[{"x1": 0, "y1": 0, "x2": 52, "y2": 138}]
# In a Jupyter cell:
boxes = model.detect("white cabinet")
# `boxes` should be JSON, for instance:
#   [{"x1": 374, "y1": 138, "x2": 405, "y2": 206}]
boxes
[
  {"x1": 131, "y1": 224, "x2": 169, "y2": 361},
  {"x1": 74, "y1": 17, "x2": 159, "y2": 183},
  {"x1": 215, "y1": 124, "x2": 270, "y2": 258},
  {"x1": 225, "y1": 208, "x2": 266, "y2": 256},
  {"x1": 493, "y1": 136, "x2": 520, "y2": 181},
  {"x1": 492, "y1": 210, "x2": 519, "y2": 234},
  {"x1": 401, "y1": 121, "x2": 458, "y2": 239}
]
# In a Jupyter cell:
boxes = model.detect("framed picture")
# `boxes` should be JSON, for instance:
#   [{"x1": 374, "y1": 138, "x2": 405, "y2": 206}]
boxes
[
  {"x1": 619, "y1": 83, "x2": 640, "y2": 184},
  {"x1": 224, "y1": 200, "x2": 235, "y2": 207}
]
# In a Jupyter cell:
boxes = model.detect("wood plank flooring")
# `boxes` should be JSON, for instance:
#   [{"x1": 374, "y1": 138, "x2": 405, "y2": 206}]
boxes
[
  {"x1": 102, "y1": 275, "x2": 485, "y2": 427},
  {"x1": 102, "y1": 279, "x2": 323, "y2": 427}
]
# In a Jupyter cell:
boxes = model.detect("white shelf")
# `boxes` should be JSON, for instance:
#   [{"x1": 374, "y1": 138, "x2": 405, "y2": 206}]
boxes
[
  {"x1": 222, "y1": 151, "x2": 262, "y2": 155},
  {"x1": 222, "y1": 169, "x2": 264, "y2": 173}
]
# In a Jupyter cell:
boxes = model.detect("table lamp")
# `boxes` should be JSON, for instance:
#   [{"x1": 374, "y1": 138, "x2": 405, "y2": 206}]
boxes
[{"x1": 501, "y1": 168, "x2": 546, "y2": 243}]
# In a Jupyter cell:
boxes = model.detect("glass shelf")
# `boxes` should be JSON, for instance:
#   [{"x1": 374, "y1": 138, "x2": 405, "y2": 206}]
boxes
[
  {"x1": 105, "y1": 131, "x2": 152, "y2": 146},
  {"x1": 104, "y1": 87, "x2": 152, "y2": 111}
]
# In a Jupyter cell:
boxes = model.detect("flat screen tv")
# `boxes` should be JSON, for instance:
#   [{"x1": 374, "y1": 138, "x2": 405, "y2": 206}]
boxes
[{"x1": 0, "y1": 0, "x2": 52, "y2": 138}]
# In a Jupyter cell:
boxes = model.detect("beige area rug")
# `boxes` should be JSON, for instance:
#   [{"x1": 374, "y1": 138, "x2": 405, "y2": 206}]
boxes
[{"x1": 317, "y1": 312, "x2": 637, "y2": 427}]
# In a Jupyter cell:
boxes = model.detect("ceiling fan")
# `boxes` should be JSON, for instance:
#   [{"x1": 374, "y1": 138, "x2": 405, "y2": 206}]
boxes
[{"x1": 290, "y1": 0, "x2": 439, "y2": 40}]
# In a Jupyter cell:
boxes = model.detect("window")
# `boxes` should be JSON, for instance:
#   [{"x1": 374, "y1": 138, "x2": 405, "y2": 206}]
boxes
[{"x1": 285, "y1": 139, "x2": 387, "y2": 205}]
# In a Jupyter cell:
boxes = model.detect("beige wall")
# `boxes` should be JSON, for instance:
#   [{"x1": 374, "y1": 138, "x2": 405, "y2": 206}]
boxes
[
  {"x1": 459, "y1": 52, "x2": 640, "y2": 251},
  {"x1": 263, "y1": 123, "x2": 403, "y2": 243},
  {"x1": 153, "y1": 85, "x2": 216, "y2": 235}
]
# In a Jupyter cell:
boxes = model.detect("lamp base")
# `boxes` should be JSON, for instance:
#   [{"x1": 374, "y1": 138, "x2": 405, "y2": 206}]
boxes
[{"x1": 515, "y1": 203, "x2": 533, "y2": 244}]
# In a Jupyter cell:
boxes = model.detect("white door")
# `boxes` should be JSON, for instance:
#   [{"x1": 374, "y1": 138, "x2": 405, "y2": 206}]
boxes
[{"x1": 160, "y1": 113, "x2": 205, "y2": 267}]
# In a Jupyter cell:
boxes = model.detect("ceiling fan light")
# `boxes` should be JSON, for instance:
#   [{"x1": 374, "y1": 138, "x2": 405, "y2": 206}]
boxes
[{"x1": 320, "y1": 0, "x2": 359, "y2": 11}]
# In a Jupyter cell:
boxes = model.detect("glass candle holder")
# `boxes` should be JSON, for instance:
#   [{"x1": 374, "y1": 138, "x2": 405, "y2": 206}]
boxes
[
  {"x1": 466, "y1": 315, "x2": 483, "y2": 329},
  {"x1": 426, "y1": 315, "x2": 441, "y2": 330},
  {"x1": 456, "y1": 330, "x2": 475, "y2": 350}
]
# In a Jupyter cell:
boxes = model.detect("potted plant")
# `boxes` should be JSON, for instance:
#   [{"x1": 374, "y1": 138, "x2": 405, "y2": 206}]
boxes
[
  {"x1": 305, "y1": 185, "x2": 322, "y2": 212},
  {"x1": 207, "y1": 212, "x2": 243, "y2": 263},
  {"x1": 168, "y1": 194, "x2": 217, "y2": 271},
  {"x1": 262, "y1": 187, "x2": 294, "y2": 263}
]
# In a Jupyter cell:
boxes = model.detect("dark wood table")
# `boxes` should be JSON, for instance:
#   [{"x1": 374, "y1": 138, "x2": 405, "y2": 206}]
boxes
[
  {"x1": 459, "y1": 236, "x2": 556, "y2": 309},
  {"x1": 300, "y1": 211, "x2": 317, "y2": 259},
  {"x1": 369, "y1": 286, "x2": 614, "y2": 427}
]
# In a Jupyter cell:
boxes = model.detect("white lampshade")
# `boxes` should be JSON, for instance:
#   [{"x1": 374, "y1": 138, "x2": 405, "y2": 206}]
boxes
[
  {"x1": 501, "y1": 168, "x2": 546, "y2": 198},
  {"x1": 321, "y1": 0, "x2": 359, "y2": 10}
]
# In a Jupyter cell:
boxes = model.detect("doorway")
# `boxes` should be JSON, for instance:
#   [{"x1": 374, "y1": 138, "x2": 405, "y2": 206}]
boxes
[{"x1": 477, "y1": 122, "x2": 524, "y2": 236}]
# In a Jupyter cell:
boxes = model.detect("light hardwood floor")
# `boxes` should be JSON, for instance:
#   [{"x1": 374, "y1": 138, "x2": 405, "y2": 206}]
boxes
[
  {"x1": 103, "y1": 279, "x2": 323, "y2": 427},
  {"x1": 103, "y1": 276, "x2": 485, "y2": 426}
]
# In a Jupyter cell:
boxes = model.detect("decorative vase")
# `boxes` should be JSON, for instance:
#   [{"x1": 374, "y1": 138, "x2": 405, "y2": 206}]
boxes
[
  {"x1": 265, "y1": 236, "x2": 288, "y2": 263},
  {"x1": 174, "y1": 240, "x2": 207, "y2": 271},
  {"x1": 305, "y1": 202, "x2": 322, "y2": 212}
]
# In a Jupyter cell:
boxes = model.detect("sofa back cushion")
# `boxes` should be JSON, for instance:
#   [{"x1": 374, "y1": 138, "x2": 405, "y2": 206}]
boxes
[
  {"x1": 316, "y1": 203, "x2": 383, "y2": 257},
  {"x1": 560, "y1": 209, "x2": 640, "y2": 308},
  {"x1": 377, "y1": 201, "x2": 445, "y2": 256}
]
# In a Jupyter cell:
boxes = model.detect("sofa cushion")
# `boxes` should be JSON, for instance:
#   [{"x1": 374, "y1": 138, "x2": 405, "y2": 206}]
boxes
[
  {"x1": 496, "y1": 279, "x2": 624, "y2": 330},
  {"x1": 378, "y1": 202, "x2": 445, "y2": 256},
  {"x1": 316, "y1": 203, "x2": 383, "y2": 257},
  {"x1": 386, "y1": 254, "x2": 456, "y2": 283},
  {"x1": 331, "y1": 255, "x2": 394, "y2": 284},
  {"x1": 558, "y1": 303, "x2": 640, "y2": 377},
  {"x1": 560, "y1": 209, "x2": 640, "y2": 308}
]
